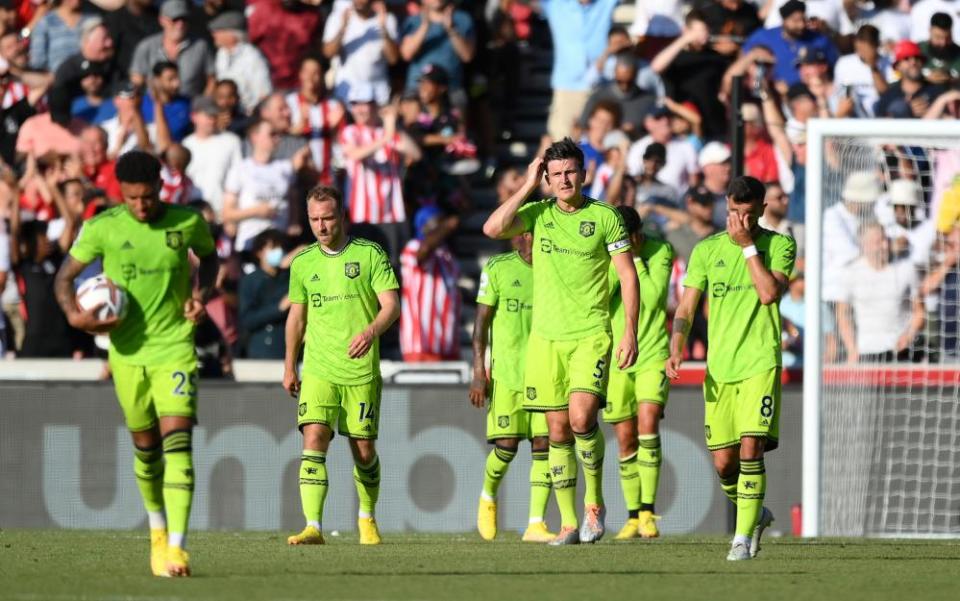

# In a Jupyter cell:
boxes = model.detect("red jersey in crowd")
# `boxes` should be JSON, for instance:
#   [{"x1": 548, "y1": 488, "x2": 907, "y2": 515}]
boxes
[
  {"x1": 247, "y1": 0, "x2": 322, "y2": 90},
  {"x1": 399, "y1": 239, "x2": 461, "y2": 361},
  {"x1": 160, "y1": 164, "x2": 195, "y2": 205},
  {"x1": 83, "y1": 160, "x2": 121, "y2": 201},
  {"x1": 744, "y1": 137, "x2": 780, "y2": 184},
  {"x1": 340, "y1": 123, "x2": 406, "y2": 224}
]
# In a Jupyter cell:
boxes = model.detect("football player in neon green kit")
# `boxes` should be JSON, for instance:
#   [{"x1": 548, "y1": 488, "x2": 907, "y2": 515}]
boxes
[
  {"x1": 55, "y1": 150, "x2": 218, "y2": 577},
  {"x1": 483, "y1": 139, "x2": 640, "y2": 545},
  {"x1": 666, "y1": 176, "x2": 796, "y2": 561},
  {"x1": 283, "y1": 185, "x2": 400, "y2": 546},
  {"x1": 604, "y1": 206, "x2": 674, "y2": 540},
  {"x1": 471, "y1": 231, "x2": 555, "y2": 543}
]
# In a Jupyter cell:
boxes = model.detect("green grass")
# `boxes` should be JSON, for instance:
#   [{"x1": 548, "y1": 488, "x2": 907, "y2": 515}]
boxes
[{"x1": 1, "y1": 530, "x2": 960, "y2": 601}]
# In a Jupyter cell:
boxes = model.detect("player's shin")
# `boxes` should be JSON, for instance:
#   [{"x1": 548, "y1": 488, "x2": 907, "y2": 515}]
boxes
[
  {"x1": 300, "y1": 450, "x2": 328, "y2": 528},
  {"x1": 735, "y1": 458, "x2": 766, "y2": 539},
  {"x1": 637, "y1": 434, "x2": 662, "y2": 511},
  {"x1": 529, "y1": 449, "x2": 551, "y2": 522},
  {"x1": 549, "y1": 440, "x2": 579, "y2": 528},
  {"x1": 161, "y1": 430, "x2": 194, "y2": 549},
  {"x1": 720, "y1": 474, "x2": 739, "y2": 504},
  {"x1": 353, "y1": 454, "x2": 380, "y2": 518},
  {"x1": 134, "y1": 443, "x2": 166, "y2": 529},
  {"x1": 618, "y1": 452, "x2": 641, "y2": 517},
  {"x1": 482, "y1": 446, "x2": 516, "y2": 500},
  {"x1": 574, "y1": 424, "x2": 605, "y2": 506}
]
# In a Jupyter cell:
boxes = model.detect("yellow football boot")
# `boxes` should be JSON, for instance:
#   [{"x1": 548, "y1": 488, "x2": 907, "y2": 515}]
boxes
[
  {"x1": 287, "y1": 525, "x2": 325, "y2": 545},
  {"x1": 477, "y1": 498, "x2": 497, "y2": 541},
  {"x1": 358, "y1": 517, "x2": 382, "y2": 545}
]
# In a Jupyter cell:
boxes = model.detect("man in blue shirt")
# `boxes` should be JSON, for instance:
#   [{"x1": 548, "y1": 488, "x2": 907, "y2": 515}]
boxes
[
  {"x1": 400, "y1": 0, "x2": 475, "y2": 107},
  {"x1": 140, "y1": 61, "x2": 192, "y2": 142},
  {"x1": 742, "y1": 0, "x2": 838, "y2": 88},
  {"x1": 542, "y1": 0, "x2": 618, "y2": 141}
]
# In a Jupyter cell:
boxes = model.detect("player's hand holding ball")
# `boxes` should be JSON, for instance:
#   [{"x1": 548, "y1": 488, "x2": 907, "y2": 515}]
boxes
[{"x1": 72, "y1": 275, "x2": 126, "y2": 334}]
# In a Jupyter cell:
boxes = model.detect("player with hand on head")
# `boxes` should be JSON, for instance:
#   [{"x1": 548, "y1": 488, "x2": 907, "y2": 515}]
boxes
[
  {"x1": 604, "y1": 206, "x2": 674, "y2": 540},
  {"x1": 666, "y1": 175, "x2": 796, "y2": 560},
  {"x1": 483, "y1": 138, "x2": 639, "y2": 545},
  {"x1": 471, "y1": 230, "x2": 555, "y2": 543},
  {"x1": 54, "y1": 150, "x2": 219, "y2": 577},
  {"x1": 283, "y1": 185, "x2": 400, "y2": 547}
]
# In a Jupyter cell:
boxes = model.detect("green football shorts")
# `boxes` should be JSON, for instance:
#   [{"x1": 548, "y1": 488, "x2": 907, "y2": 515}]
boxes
[
  {"x1": 522, "y1": 330, "x2": 612, "y2": 412},
  {"x1": 703, "y1": 367, "x2": 781, "y2": 452},
  {"x1": 487, "y1": 380, "x2": 549, "y2": 441},
  {"x1": 110, "y1": 358, "x2": 199, "y2": 432},
  {"x1": 603, "y1": 364, "x2": 670, "y2": 424},
  {"x1": 298, "y1": 373, "x2": 382, "y2": 440}
]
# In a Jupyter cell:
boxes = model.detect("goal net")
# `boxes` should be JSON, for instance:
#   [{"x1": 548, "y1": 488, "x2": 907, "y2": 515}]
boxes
[{"x1": 803, "y1": 119, "x2": 960, "y2": 537}]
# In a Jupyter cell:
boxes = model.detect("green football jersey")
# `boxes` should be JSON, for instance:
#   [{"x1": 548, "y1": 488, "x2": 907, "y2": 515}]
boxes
[
  {"x1": 608, "y1": 236, "x2": 674, "y2": 373},
  {"x1": 683, "y1": 229, "x2": 797, "y2": 383},
  {"x1": 69, "y1": 204, "x2": 216, "y2": 365},
  {"x1": 517, "y1": 197, "x2": 629, "y2": 341},
  {"x1": 289, "y1": 237, "x2": 399, "y2": 385},
  {"x1": 476, "y1": 251, "x2": 533, "y2": 392}
]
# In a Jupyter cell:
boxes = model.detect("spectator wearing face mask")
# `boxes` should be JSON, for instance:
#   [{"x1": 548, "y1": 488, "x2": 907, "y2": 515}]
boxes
[{"x1": 239, "y1": 228, "x2": 290, "y2": 359}]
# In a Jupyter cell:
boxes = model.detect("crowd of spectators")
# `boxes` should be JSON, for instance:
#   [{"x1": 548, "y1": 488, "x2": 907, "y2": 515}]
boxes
[{"x1": 0, "y1": 0, "x2": 958, "y2": 370}]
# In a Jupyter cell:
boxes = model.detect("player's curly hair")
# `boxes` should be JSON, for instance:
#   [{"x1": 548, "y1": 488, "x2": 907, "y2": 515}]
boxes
[
  {"x1": 543, "y1": 137, "x2": 585, "y2": 171},
  {"x1": 727, "y1": 176, "x2": 766, "y2": 204},
  {"x1": 115, "y1": 150, "x2": 161, "y2": 184},
  {"x1": 306, "y1": 184, "x2": 343, "y2": 212}
]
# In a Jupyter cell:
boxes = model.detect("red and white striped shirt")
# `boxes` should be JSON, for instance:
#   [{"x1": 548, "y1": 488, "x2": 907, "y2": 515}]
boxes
[
  {"x1": 399, "y1": 239, "x2": 461, "y2": 361},
  {"x1": 2, "y1": 81, "x2": 26, "y2": 110},
  {"x1": 285, "y1": 92, "x2": 343, "y2": 185},
  {"x1": 160, "y1": 165, "x2": 196, "y2": 205},
  {"x1": 340, "y1": 123, "x2": 406, "y2": 225}
]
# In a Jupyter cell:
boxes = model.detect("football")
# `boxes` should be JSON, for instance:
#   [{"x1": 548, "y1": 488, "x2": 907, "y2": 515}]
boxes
[{"x1": 76, "y1": 274, "x2": 128, "y2": 322}]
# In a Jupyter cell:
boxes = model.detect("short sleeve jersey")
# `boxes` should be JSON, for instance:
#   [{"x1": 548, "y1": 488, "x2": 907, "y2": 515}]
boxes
[
  {"x1": 289, "y1": 237, "x2": 399, "y2": 385},
  {"x1": 518, "y1": 197, "x2": 630, "y2": 341},
  {"x1": 608, "y1": 236, "x2": 674, "y2": 373},
  {"x1": 683, "y1": 229, "x2": 797, "y2": 382},
  {"x1": 476, "y1": 251, "x2": 533, "y2": 392},
  {"x1": 69, "y1": 204, "x2": 216, "y2": 365}
]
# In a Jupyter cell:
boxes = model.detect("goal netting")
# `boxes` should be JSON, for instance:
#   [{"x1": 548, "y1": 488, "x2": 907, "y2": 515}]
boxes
[{"x1": 804, "y1": 119, "x2": 960, "y2": 537}]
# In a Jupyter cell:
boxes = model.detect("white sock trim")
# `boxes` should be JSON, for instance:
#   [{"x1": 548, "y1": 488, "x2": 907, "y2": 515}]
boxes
[
  {"x1": 307, "y1": 521, "x2": 321, "y2": 530},
  {"x1": 528, "y1": 517, "x2": 544, "y2": 525},
  {"x1": 358, "y1": 511, "x2": 373, "y2": 519},
  {"x1": 147, "y1": 511, "x2": 166, "y2": 530},
  {"x1": 480, "y1": 491, "x2": 495, "y2": 502},
  {"x1": 733, "y1": 534, "x2": 751, "y2": 546},
  {"x1": 168, "y1": 532, "x2": 186, "y2": 549}
]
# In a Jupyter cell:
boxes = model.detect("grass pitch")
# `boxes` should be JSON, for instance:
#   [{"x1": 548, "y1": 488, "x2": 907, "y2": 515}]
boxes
[{"x1": 1, "y1": 530, "x2": 959, "y2": 601}]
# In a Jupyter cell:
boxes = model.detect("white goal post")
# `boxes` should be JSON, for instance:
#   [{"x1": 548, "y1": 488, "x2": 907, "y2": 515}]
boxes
[{"x1": 803, "y1": 118, "x2": 960, "y2": 538}]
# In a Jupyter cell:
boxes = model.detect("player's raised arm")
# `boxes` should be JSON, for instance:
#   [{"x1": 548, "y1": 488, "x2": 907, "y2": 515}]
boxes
[
  {"x1": 482, "y1": 156, "x2": 543, "y2": 240},
  {"x1": 283, "y1": 301, "x2": 307, "y2": 398},
  {"x1": 666, "y1": 286, "x2": 702, "y2": 379},
  {"x1": 469, "y1": 303, "x2": 494, "y2": 407},
  {"x1": 348, "y1": 289, "x2": 400, "y2": 359},
  {"x1": 611, "y1": 251, "x2": 639, "y2": 369}
]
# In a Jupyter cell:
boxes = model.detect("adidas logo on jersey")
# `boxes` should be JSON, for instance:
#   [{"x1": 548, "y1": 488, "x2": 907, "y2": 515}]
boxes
[
  {"x1": 512, "y1": 279, "x2": 522, "y2": 287},
  {"x1": 121, "y1": 240, "x2": 134, "y2": 250},
  {"x1": 715, "y1": 259, "x2": 725, "y2": 268},
  {"x1": 311, "y1": 274, "x2": 320, "y2": 282}
]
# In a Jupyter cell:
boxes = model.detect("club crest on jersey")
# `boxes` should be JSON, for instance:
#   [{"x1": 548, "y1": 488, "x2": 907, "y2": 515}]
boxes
[
  {"x1": 165, "y1": 230, "x2": 184, "y2": 250},
  {"x1": 579, "y1": 221, "x2": 596, "y2": 237},
  {"x1": 344, "y1": 262, "x2": 360, "y2": 279},
  {"x1": 526, "y1": 387, "x2": 537, "y2": 400},
  {"x1": 298, "y1": 403, "x2": 307, "y2": 416},
  {"x1": 498, "y1": 415, "x2": 510, "y2": 428}
]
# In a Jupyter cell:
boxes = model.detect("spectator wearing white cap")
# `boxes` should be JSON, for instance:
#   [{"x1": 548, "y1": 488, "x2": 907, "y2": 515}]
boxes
[
  {"x1": 210, "y1": 11, "x2": 272, "y2": 115},
  {"x1": 822, "y1": 171, "x2": 880, "y2": 302},
  {"x1": 876, "y1": 178, "x2": 937, "y2": 266},
  {"x1": 339, "y1": 82, "x2": 421, "y2": 261},
  {"x1": 698, "y1": 141, "x2": 732, "y2": 229},
  {"x1": 626, "y1": 105, "x2": 699, "y2": 193},
  {"x1": 323, "y1": 0, "x2": 399, "y2": 107}
]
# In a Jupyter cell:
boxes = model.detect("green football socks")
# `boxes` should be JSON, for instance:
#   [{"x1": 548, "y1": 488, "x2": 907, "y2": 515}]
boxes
[
  {"x1": 637, "y1": 434, "x2": 662, "y2": 510},
  {"x1": 133, "y1": 443, "x2": 165, "y2": 515},
  {"x1": 162, "y1": 430, "x2": 194, "y2": 548},
  {"x1": 736, "y1": 459, "x2": 766, "y2": 538},
  {"x1": 299, "y1": 450, "x2": 328, "y2": 528},
  {"x1": 549, "y1": 440, "x2": 578, "y2": 528},
  {"x1": 529, "y1": 450, "x2": 552, "y2": 522},
  {"x1": 720, "y1": 474, "x2": 739, "y2": 504},
  {"x1": 482, "y1": 446, "x2": 516, "y2": 499},
  {"x1": 618, "y1": 452, "x2": 641, "y2": 513},
  {"x1": 353, "y1": 454, "x2": 381, "y2": 518},
  {"x1": 575, "y1": 424, "x2": 605, "y2": 506}
]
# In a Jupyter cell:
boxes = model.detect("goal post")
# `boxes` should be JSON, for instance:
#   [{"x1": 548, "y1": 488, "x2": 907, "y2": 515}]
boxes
[{"x1": 803, "y1": 118, "x2": 960, "y2": 538}]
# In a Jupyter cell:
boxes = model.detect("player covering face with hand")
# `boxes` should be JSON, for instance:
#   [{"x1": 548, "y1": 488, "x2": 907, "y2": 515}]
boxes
[
  {"x1": 666, "y1": 176, "x2": 796, "y2": 561},
  {"x1": 471, "y1": 231, "x2": 556, "y2": 543},
  {"x1": 604, "y1": 206, "x2": 674, "y2": 540},
  {"x1": 283, "y1": 185, "x2": 400, "y2": 546},
  {"x1": 54, "y1": 150, "x2": 219, "y2": 578},
  {"x1": 482, "y1": 138, "x2": 640, "y2": 545}
]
